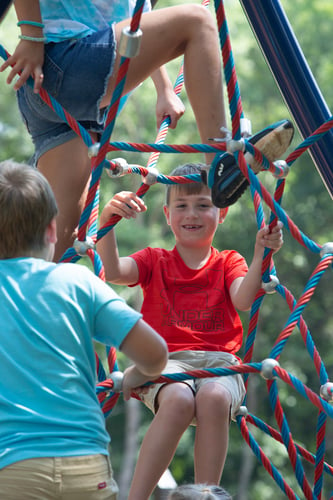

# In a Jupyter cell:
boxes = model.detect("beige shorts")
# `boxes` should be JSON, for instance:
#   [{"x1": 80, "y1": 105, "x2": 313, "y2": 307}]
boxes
[
  {"x1": 0, "y1": 454, "x2": 118, "y2": 500},
  {"x1": 140, "y1": 350, "x2": 246, "y2": 422}
]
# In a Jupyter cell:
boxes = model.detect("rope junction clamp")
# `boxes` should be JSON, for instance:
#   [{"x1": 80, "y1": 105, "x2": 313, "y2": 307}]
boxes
[
  {"x1": 142, "y1": 167, "x2": 159, "y2": 185},
  {"x1": 261, "y1": 358, "x2": 280, "y2": 380},
  {"x1": 109, "y1": 371, "x2": 124, "y2": 392},
  {"x1": 235, "y1": 405, "x2": 249, "y2": 418},
  {"x1": 272, "y1": 160, "x2": 290, "y2": 179},
  {"x1": 262, "y1": 275, "x2": 280, "y2": 294},
  {"x1": 320, "y1": 382, "x2": 333, "y2": 403},
  {"x1": 88, "y1": 143, "x2": 101, "y2": 158},
  {"x1": 118, "y1": 26, "x2": 142, "y2": 58},
  {"x1": 106, "y1": 158, "x2": 129, "y2": 178},
  {"x1": 240, "y1": 117, "x2": 252, "y2": 138},
  {"x1": 227, "y1": 138, "x2": 246, "y2": 154},
  {"x1": 319, "y1": 242, "x2": 333, "y2": 258},
  {"x1": 73, "y1": 236, "x2": 95, "y2": 256}
]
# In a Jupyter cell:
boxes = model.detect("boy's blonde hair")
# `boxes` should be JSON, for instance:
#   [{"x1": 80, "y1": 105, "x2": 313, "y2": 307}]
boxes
[
  {"x1": 165, "y1": 163, "x2": 208, "y2": 206},
  {"x1": 0, "y1": 160, "x2": 58, "y2": 258},
  {"x1": 167, "y1": 483, "x2": 232, "y2": 500}
]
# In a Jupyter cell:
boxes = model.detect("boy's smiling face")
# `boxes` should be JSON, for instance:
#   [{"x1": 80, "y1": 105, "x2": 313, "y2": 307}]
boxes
[{"x1": 163, "y1": 185, "x2": 226, "y2": 249}]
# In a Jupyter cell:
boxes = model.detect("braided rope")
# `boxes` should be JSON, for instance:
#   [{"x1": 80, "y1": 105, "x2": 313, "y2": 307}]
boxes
[{"x1": 1, "y1": 0, "x2": 333, "y2": 496}]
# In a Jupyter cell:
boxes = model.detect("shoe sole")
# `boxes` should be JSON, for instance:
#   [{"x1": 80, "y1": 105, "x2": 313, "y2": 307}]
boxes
[
  {"x1": 246, "y1": 119, "x2": 294, "y2": 173},
  {"x1": 209, "y1": 119, "x2": 294, "y2": 207}
]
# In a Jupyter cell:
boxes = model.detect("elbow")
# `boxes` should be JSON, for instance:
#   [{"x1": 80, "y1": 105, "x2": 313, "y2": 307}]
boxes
[
  {"x1": 144, "y1": 340, "x2": 168, "y2": 378},
  {"x1": 232, "y1": 299, "x2": 252, "y2": 312}
]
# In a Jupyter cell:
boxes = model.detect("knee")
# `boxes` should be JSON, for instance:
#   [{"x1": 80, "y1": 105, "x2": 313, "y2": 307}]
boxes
[
  {"x1": 158, "y1": 384, "x2": 195, "y2": 423},
  {"x1": 196, "y1": 384, "x2": 231, "y2": 419},
  {"x1": 185, "y1": 4, "x2": 216, "y2": 30}
]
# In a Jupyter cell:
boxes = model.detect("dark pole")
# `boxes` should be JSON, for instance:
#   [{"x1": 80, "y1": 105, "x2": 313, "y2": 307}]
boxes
[{"x1": 239, "y1": 0, "x2": 333, "y2": 198}]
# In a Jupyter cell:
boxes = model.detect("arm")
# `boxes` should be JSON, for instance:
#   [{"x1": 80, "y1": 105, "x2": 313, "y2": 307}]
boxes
[
  {"x1": 119, "y1": 318, "x2": 168, "y2": 400},
  {"x1": 151, "y1": 66, "x2": 185, "y2": 129},
  {"x1": 97, "y1": 191, "x2": 147, "y2": 285},
  {"x1": 230, "y1": 222, "x2": 284, "y2": 311},
  {"x1": 0, "y1": 0, "x2": 44, "y2": 93}
]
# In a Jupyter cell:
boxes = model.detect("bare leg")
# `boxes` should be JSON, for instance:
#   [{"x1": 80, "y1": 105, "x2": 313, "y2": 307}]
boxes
[
  {"x1": 104, "y1": 4, "x2": 226, "y2": 165},
  {"x1": 194, "y1": 382, "x2": 231, "y2": 484},
  {"x1": 39, "y1": 5, "x2": 226, "y2": 259},
  {"x1": 128, "y1": 383, "x2": 195, "y2": 500},
  {"x1": 37, "y1": 136, "x2": 93, "y2": 262}
]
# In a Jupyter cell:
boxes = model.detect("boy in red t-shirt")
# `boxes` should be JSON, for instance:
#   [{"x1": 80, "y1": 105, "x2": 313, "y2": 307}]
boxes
[{"x1": 98, "y1": 163, "x2": 283, "y2": 500}]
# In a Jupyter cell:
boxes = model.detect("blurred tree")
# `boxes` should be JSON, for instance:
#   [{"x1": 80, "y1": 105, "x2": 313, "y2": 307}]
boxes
[{"x1": 0, "y1": 0, "x2": 332, "y2": 498}]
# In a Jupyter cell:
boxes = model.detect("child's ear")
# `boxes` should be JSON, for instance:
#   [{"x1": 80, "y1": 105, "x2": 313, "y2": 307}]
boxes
[
  {"x1": 218, "y1": 207, "x2": 228, "y2": 224},
  {"x1": 163, "y1": 205, "x2": 171, "y2": 225},
  {"x1": 45, "y1": 218, "x2": 57, "y2": 244}
]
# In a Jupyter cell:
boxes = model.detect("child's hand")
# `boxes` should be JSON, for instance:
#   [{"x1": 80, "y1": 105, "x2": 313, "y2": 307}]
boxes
[
  {"x1": 122, "y1": 365, "x2": 154, "y2": 402},
  {"x1": 156, "y1": 88, "x2": 185, "y2": 129},
  {"x1": 100, "y1": 191, "x2": 147, "y2": 225},
  {"x1": 0, "y1": 40, "x2": 44, "y2": 93},
  {"x1": 256, "y1": 221, "x2": 284, "y2": 254}
]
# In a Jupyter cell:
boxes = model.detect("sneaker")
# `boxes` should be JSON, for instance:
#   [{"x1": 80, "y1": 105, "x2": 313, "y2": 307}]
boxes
[{"x1": 205, "y1": 119, "x2": 294, "y2": 208}]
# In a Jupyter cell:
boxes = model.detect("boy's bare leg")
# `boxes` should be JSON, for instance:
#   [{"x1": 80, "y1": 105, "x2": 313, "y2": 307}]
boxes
[
  {"x1": 128, "y1": 383, "x2": 195, "y2": 500},
  {"x1": 107, "y1": 4, "x2": 226, "y2": 165},
  {"x1": 37, "y1": 137, "x2": 92, "y2": 262},
  {"x1": 194, "y1": 383, "x2": 232, "y2": 483}
]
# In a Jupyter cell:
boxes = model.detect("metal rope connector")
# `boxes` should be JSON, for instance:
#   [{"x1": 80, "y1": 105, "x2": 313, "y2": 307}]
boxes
[
  {"x1": 240, "y1": 117, "x2": 252, "y2": 138},
  {"x1": 320, "y1": 242, "x2": 333, "y2": 258},
  {"x1": 272, "y1": 160, "x2": 290, "y2": 179},
  {"x1": 262, "y1": 275, "x2": 280, "y2": 294},
  {"x1": 142, "y1": 167, "x2": 159, "y2": 185},
  {"x1": 320, "y1": 382, "x2": 333, "y2": 403},
  {"x1": 73, "y1": 236, "x2": 95, "y2": 256},
  {"x1": 109, "y1": 371, "x2": 124, "y2": 393},
  {"x1": 88, "y1": 142, "x2": 100, "y2": 158},
  {"x1": 261, "y1": 358, "x2": 280, "y2": 380},
  {"x1": 106, "y1": 158, "x2": 129, "y2": 178},
  {"x1": 118, "y1": 26, "x2": 142, "y2": 58}
]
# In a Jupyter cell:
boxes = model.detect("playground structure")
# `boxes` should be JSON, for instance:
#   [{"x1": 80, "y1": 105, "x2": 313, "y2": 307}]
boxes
[{"x1": 1, "y1": 0, "x2": 333, "y2": 498}]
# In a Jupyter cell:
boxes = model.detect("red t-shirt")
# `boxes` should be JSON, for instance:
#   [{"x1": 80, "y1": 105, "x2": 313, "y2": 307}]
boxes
[{"x1": 130, "y1": 247, "x2": 248, "y2": 354}]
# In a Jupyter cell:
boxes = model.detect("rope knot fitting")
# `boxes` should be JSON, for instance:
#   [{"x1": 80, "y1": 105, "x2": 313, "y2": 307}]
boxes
[
  {"x1": 109, "y1": 371, "x2": 124, "y2": 392},
  {"x1": 261, "y1": 358, "x2": 280, "y2": 380},
  {"x1": 107, "y1": 158, "x2": 129, "y2": 178},
  {"x1": 73, "y1": 236, "x2": 95, "y2": 256},
  {"x1": 88, "y1": 142, "x2": 100, "y2": 158},
  {"x1": 262, "y1": 275, "x2": 280, "y2": 294},
  {"x1": 234, "y1": 405, "x2": 248, "y2": 418},
  {"x1": 272, "y1": 160, "x2": 290, "y2": 179},
  {"x1": 142, "y1": 167, "x2": 159, "y2": 185},
  {"x1": 226, "y1": 138, "x2": 245, "y2": 154},
  {"x1": 240, "y1": 117, "x2": 252, "y2": 138},
  {"x1": 118, "y1": 26, "x2": 142, "y2": 58},
  {"x1": 320, "y1": 382, "x2": 333, "y2": 403},
  {"x1": 320, "y1": 242, "x2": 333, "y2": 258}
]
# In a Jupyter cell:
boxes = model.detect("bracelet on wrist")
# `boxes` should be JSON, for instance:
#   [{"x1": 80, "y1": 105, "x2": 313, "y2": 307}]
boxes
[
  {"x1": 19, "y1": 34, "x2": 46, "y2": 43},
  {"x1": 17, "y1": 20, "x2": 44, "y2": 29}
]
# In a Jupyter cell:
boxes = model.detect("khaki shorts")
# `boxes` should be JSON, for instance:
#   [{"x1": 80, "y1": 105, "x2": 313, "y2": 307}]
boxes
[
  {"x1": 141, "y1": 350, "x2": 246, "y2": 422},
  {"x1": 0, "y1": 454, "x2": 118, "y2": 500}
]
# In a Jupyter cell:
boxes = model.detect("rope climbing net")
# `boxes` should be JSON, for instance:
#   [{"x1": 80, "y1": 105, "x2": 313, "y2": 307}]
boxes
[{"x1": 1, "y1": 0, "x2": 333, "y2": 498}]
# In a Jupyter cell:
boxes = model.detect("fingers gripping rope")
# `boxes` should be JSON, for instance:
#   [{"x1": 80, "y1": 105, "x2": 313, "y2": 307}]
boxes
[{"x1": 2, "y1": 0, "x2": 333, "y2": 495}]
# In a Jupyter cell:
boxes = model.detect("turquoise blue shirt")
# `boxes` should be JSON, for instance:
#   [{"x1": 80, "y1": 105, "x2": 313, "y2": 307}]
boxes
[
  {"x1": 40, "y1": 0, "x2": 151, "y2": 43},
  {"x1": 0, "y1": 258, "x2": 142, "y2": 469}
]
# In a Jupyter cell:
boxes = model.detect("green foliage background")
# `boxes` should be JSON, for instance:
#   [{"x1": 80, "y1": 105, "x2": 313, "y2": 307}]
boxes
[{"x1": 1, "y1": 1, "x2": 332, "y2": 498}]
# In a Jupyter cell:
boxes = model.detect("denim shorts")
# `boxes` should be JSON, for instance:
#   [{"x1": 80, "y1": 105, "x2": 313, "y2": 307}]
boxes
[
  {"x1": 17, "y1": 26, "x2": 117, "y2": 161},
  {"x1": 140, "y1": 350, "x2": 246, "y2": 424}
]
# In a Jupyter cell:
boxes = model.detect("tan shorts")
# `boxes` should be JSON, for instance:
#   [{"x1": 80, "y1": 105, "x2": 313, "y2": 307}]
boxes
[
  {"x1": 0, "y1": 454, "x2": 118, "y2": 500},
  {"x1": 140, "y1": 350, "x2": 246, "y2": 421}
]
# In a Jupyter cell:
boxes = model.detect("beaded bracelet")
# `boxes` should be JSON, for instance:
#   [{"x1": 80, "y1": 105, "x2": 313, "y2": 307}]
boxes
[
  {"x1": 17, "y1": 20, "x2": 44, "y2": 28},
  {"x1": 19, "y1": 34, "x2": 46, "y2": 43}
]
